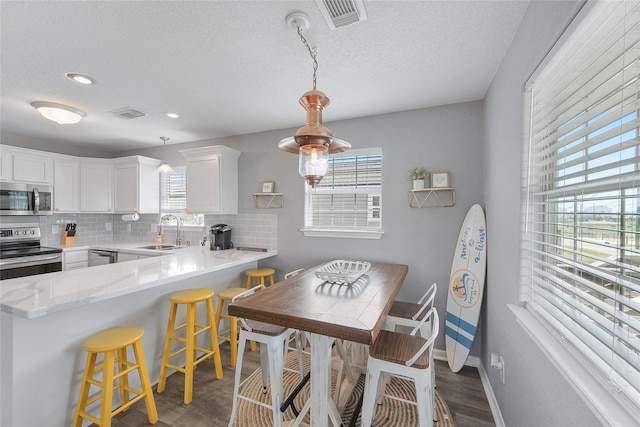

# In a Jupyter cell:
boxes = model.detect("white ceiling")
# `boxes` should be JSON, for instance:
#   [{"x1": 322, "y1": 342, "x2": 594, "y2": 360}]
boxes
[{"x1": 1, "y1": 1, "x2": 529, "y2": 153}]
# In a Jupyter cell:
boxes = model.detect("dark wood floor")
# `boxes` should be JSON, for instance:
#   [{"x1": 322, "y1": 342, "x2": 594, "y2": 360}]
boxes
[{"x1": 99, "y1": 344, "x2": 495, "y2": 427}]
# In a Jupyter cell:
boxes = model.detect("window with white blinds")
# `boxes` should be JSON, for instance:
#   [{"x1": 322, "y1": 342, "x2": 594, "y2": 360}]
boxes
[
  {"x1": 159, "y1": 167, "x2": 203, "y2": 226},
  {"x1": 522, "y1": 0, "x2": 640, "y2": 415},
  {"x1": 302, "y1": 148, "x2": 382, "y2": 238}
]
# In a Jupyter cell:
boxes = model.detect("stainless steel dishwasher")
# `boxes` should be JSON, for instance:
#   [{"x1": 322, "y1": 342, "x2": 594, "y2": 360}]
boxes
[{"x1": 88, "y1": 249, "x2": 118, "y2": 266}]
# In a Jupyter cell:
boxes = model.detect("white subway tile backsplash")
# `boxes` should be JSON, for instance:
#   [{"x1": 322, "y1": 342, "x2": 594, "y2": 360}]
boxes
[{"x1": 36, "y1": 213, "x2": 277, "y2": 250}]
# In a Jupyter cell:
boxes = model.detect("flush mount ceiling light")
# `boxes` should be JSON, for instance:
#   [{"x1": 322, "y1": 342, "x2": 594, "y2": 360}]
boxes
[
  {"x1": 277, "y1": 12, "x2": 351, "y2": 188},
  {"x1": 31, "y1": 101, "x2": 86, "y2": 125},
  {"x1": 65, "y1": 72, "x2": 96, "y2": 85},
  {"x1": 163, "y1": 112, "x2": 181, "y2": 119},
  {"x1": 156, "y1": 137, "x2": 175, "y2": 173}
]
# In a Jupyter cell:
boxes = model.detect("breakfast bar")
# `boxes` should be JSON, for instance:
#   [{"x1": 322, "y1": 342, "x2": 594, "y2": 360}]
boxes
[
  {"x1": 0, "y1": 247, "x2": 276, "y2": 427},
  {"x1": 229, "y1": 261, "x2": 408, "y2": 426}
]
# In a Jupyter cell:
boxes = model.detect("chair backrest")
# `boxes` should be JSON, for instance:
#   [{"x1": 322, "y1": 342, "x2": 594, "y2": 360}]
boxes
[
  {"x1": 412, "y1": 282, "x2": 437, "y2": 321},
  {"x1": 406, "y1": 308, "x2": 439, "y2": 367},
  {"x1": 284, "y1": 268, "x2": 305, "y2": 279},
  {"x1": 231, "y1": 285, "x2": 266, "y2": 332}
]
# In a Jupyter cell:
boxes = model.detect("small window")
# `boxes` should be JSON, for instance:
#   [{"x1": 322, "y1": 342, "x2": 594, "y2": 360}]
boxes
[
  {"x1": 159, "y1": 167, "x2": 203, "y2": 227},
  {"x1": 302, "y1": 148, "x2": 383, "y2": 239}
]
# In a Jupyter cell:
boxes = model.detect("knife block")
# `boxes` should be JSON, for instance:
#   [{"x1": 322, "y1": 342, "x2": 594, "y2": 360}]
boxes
[{"x1": 60, "y1": 231, "x2": 76, "y2": 246}]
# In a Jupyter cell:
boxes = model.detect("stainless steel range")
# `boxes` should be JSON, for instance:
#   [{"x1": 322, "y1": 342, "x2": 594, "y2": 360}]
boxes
[{"x1": 0, "y1": 226, "x2": 63, "y2": 280}]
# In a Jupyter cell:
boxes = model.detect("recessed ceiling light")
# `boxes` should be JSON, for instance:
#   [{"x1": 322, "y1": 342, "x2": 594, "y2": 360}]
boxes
[
  {"x1": 65, "y1": 72, "x2": 96, "y2": 85},
  {"x1": 31, "y1": 101, "x2": 86, "y2": 124},
  {"x1": 163, "y1": 112, "x2": 181, "y2": 119}
]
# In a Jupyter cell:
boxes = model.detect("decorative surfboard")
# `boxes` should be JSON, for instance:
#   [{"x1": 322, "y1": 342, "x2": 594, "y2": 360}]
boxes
[{"x1": 446, "y1": 204, "x2": 487, "y2": 372}]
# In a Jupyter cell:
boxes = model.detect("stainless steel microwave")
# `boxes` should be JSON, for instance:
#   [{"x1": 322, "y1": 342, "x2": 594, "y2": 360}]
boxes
[{"x1": 0, "y1": 182, "x2": 53, "y2": 215}]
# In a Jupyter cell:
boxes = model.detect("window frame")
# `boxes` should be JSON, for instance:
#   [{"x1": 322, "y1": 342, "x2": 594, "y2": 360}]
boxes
[
  {"x1": 159, "y1": 166, "x2": 204, "y2": 228},
  {"x1": 301, "y1": 147, "x2": 383, "y2": 239},
  {"x1": 518, "y1": 1, "x2": 640, "y2": 423}
]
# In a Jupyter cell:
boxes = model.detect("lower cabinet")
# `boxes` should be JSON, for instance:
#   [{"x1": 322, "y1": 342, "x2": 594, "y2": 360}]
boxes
[
  {"x1": 117, "y1": 251, "x2": 158, "y2": 263},
  {"x1": 63, "y1": 249, "x2": 88, "y2": 271}
]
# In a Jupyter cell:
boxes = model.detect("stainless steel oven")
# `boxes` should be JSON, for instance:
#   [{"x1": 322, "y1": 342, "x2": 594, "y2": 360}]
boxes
[
  {"x1": 0, "y1": 182, "x2": 53, "y2": 215},
  {"x1": 0, "y1": 226, "x2": 62, "y2": 280}
]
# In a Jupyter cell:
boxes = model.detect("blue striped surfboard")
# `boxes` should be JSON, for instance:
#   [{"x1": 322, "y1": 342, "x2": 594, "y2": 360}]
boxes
[{"x1": 445, "y1": 204, "x2": 486, "y2": 372}]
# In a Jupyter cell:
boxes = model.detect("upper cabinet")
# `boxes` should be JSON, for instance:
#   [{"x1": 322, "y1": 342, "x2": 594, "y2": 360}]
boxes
[
  {"x1": 0, "y1": 146, "x2": 52, "y2": 184},
  {"x1": 79, "y1": 159, "x2": 114, "y2": 213},
  {"x1": 180, "y1": 145, "x2": 240, "y2": 214},
  {"x1": 0, "y1": 150, "x2": 13, "y2": 181},
  {"x1": 53, "y1": 156, "x2": 80, "y2": 212},
  {"x1": 0, "y1": 144, "x2": 162, "y2": 214},
  {"x1": 113, "y1": 156, "x2": 160, "y2": 213}
]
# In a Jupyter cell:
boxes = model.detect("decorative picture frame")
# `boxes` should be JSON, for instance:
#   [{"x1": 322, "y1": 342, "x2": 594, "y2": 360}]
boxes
[
  {"x1": 431, "y1": 172, "x2": 450, "y2": 188},
  {"x1": 261, "y1": 181, "x2": 275, "y2": 193}
]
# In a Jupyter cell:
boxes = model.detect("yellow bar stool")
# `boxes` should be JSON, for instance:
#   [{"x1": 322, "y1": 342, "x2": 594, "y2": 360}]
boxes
[
  {"x1": 157, "y1": 288, "x2": 224, "y2": 404},
  {"x1": 73, "y1": 326, "x2": 158, "y2": 427},
  {"x1": 244, "y1": 267, "x2": 275, "y2": 289},
  {"x1": 215, "y1": 287, "x2": 257, "y2": 366}
]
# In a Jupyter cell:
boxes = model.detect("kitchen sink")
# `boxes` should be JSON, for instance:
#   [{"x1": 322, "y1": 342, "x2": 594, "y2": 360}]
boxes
[{"x1": 136, "y1": 244, "x2": 185, "y2": 251}]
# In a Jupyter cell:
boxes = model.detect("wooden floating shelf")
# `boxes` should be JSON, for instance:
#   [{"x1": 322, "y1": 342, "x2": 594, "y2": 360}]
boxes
[{"x1": 253, "y1": 193, "x2": 283, "y2": 209}]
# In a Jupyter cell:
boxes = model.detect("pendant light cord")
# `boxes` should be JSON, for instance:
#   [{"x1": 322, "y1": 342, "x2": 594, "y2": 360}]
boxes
[{"x1": 297, "y1": 25, "x2": 318, "y2": 90}]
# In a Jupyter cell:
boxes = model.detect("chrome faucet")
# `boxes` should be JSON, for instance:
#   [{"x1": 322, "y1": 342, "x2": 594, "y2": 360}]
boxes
[{"x1": 175, "y1": 219, "x2": 182, "y2": 246}]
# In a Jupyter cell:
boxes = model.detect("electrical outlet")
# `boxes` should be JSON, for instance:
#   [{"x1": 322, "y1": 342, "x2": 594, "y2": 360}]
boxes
[
  {"x1": 491, "y1": 352, "x2": 506, "y2": 384},
  {"x1": 105, "y1": 222, "x2": 112, "y2": 231},
  {"x1": 52, "y1": 225, "x2": 59, "y2": 234},
  {"x1": 127, "y1": 224, "x2": 132, "y2": 232}
]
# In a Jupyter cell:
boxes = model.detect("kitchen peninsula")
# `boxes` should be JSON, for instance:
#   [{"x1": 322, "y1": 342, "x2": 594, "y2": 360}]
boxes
[{"x1": 0, "y1": 246, "x2": 276, "y2": 427}]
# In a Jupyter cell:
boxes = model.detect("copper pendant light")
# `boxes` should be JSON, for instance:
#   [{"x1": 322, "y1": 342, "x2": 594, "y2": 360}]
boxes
[{"x1": 278, "y1": 12, "x2": 351, "y2": 187}]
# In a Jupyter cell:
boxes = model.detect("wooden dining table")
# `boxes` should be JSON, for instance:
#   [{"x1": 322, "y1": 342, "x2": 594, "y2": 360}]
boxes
[{"x1": 228, "y1": 261, "x2": 408, "y2": 427}]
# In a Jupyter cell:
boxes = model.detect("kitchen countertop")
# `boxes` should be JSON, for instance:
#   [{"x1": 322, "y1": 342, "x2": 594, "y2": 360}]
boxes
[{"x1": 0, "y1": 245, "x2": 276, "y2": 319}]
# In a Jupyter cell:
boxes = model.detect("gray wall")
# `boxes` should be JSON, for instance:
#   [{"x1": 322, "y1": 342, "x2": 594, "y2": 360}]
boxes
[
  {"x1": 118, "y1": 100, "x2": 485, "y2": 354},
  {"x1": 2, "y1": 101, "x2": 484, "y2": 354},
  {"x1": 483, "y1": 1, "x2": 598, "y2": 426}
]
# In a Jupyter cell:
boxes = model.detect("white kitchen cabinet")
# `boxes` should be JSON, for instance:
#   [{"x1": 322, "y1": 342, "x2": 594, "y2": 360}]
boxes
[
  {"x1": 113, "y1": 156, "x2": 160, "y2": 213},
  {"x1": 53, "y1": 156, "x2": 79, "y2": 212},
  {"x1": 13, "y1": 152, "x2": 53, "y2": 184},
  {"x1": 116, "y1": 252, "x2": 139, "y2": 263},
  {"x1": 80, "y1": 159, "x2": 113, "y2": 213},
  {"x1": 117, "y1": 251, "x2": 159, "y2": 263},
  {"x1": 62, "y1": 249, "x2": 88, "y2": 271},
  {"x1": 179, "y1": 145, "x2": 240, "y2": 214},
  {"x1": 0, "y1": 146, "x2": 52, "y2": 184},
  {"x1": 0, "y1": 149, "x2": 12, "y2": 181}
]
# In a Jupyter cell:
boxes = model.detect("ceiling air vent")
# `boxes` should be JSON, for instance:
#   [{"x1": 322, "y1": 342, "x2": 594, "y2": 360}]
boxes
[
  {"x1": 110, "y1": 107, "x2": 147, "y2": 120},
  {"x1": 315, "y1": 0, "x2": 368, "y2": 30}
]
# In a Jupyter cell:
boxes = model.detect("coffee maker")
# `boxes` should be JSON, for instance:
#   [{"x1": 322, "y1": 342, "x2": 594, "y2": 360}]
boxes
[{"x1": 209, "y1": 224, "x2": 232, "y2": 250}]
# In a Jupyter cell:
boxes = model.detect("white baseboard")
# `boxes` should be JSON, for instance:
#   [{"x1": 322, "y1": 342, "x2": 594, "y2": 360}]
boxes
[
  {"x1": 477, "y1": 361, "x2": 506, "y2": 427},
  {"x1": 433, "y1": 349, "x2": 505, "y2": 426}
]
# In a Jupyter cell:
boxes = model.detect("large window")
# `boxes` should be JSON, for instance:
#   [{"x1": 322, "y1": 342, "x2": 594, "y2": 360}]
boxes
[
  {"x1": 302, "y1": 148, "x2": 382, "y2": 238},
  {"x1": 522, "y1": 0, "x2": 640, "y2": 419},
  {"x1": 160, "y1": 167, "x2": 203, "y2": 226}
]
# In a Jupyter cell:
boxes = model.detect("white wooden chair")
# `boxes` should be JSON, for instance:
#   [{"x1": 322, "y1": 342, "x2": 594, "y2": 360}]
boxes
[
  {"x1": 384, "y1": 282, "x2": 437, "y2": 337},
  {"x1": 228, "y1": 285, "x2": 303, "y2": 427},
  {"x1": 360, "y1": 308, "x2": 440, "y2": 427},
  {"x1": 381, "y1": 282, "x2": 437, "y2": 400}
]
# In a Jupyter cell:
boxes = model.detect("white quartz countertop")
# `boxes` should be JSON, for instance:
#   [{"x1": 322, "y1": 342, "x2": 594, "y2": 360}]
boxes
[{"x1": 0, "y1": 246, "x2": 276, "y2": 319}]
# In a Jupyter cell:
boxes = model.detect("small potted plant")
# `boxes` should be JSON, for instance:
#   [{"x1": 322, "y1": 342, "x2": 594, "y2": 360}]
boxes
[{"x1": 411, "y1": 167, "x2": 428, "y2": 190}]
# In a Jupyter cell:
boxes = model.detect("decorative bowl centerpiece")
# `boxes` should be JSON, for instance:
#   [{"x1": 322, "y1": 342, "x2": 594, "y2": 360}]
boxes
[{"x1": 315, "y1": 259, "x2": 371, "y2": 284}]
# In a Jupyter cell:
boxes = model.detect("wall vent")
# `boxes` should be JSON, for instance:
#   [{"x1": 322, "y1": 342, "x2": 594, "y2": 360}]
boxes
[
  {"x1": 315, "y1": 0, "x2": 368, "y2": 30},
  {"x1": 110, "y1": 107, "x2": 147, "y2": 120}
]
